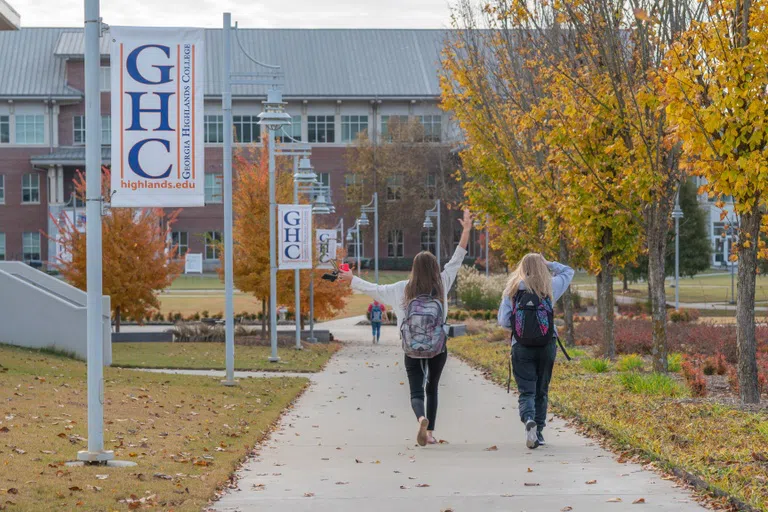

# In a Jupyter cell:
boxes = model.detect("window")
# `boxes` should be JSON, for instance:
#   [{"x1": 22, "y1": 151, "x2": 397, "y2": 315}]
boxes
[
  {"x1": 0, "y1": 233, "x2": 4, "y2": 261},
  {"x1": 171, "y1": 231, "x2": 189, "y2": 257},
  {"x1": 344, "y1": 173, "x2": 363, "y2": 203},
  {"x1": 204, "y1": 115, "x2": 224, "y2": 143},
  {"x1": 205, "y1": 231, "x2": 221, "y2": 260},
  {"x1": 101, "y1": 115, "x2": 111, "y2": 145},
  {"x1": 277, "y1": 115, "x2": 302, "y2": 143},
  {"x1": 100, "y1": 66, "x2": 111, "y2": 92},
  {"x1": 418, "y1": 115, "x2": 442, "y2": 142},
  {"x1": 314, "y1": 172, "x2": 330, "y2": 201},
  {"x1": 425, "y1": 173, "x2": 436, "y2": 199},
  {"x1": 22, "y1": 173, "x2": 40, "y2": 204},
  {"x1": 233, "y1": 115, "x2": 261, "y2": 143},
  {"x1": 421, "y1": 229, "x2": 436, "y2": 255},
  {"x1": 23, "y1": 232, "x2": 41, "y2": 262},
  {"x1": 0, "y1": 115, "x2": 9, "y2": 143},
  {"x1": 15, "y1": 115, "x2": 44, "y2": 145},
  {"x1": 388, "y1": 230, "x2": 404, "y2": 258},
  {"x1": 308, "y1": 115, "x2": 335, "y2": 143},
  {"x1": 386, "y1": 175, "x2": 403, "y2": 201},
  {"x1": 381, "y1": 115, "x2": 409, "y2": 141},
  {"x1": 0, "y1": 175, "x2": 4, "y2": 204},
  {"x1": 341, "y1": 115, "x2": 368, "y2": 142},
  {"x1": 205, "y1": 173, "x2": 223, "y2": 204}
]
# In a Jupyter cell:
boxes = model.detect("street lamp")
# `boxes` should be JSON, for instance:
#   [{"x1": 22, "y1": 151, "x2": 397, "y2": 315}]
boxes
[
  {"x1": 358, "y1": 193, "x2": 379, "y2": 284},
  {"x1": 424, "y1": 199, "x2": 441, "y2": 266},
  {"x1": 258, "y1": 88, "x2": 291, "y2": 363},
  {"x1": 347, "y1": 220, "x2": 362, "y2": 276},
  {"x1": 672, "y1": 189, "x2": 684, "y2": 310}
]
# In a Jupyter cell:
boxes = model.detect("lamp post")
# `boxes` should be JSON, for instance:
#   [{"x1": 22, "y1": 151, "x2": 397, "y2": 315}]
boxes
[
  {"x1": 303, "y1": 184, "x2": 332, "y2": 342},
  {"x1": 672, "y1": 190, "x2": 684, "y2": 310},
  {"x1": 223, "y1": 12, "x2": 286, "y2": 376},
  {"x1": 257, "y1": 89, "x2": 291, "y2": 364},
  {"x1": 357, "y1": 193, "x2": 379, "y2": 284},
  {"x1": 346, "y1": 220, "x2": 361, "y2": 276},
  {"x1": 423, "y1": 199, "x2": 441, "y2": 266}
]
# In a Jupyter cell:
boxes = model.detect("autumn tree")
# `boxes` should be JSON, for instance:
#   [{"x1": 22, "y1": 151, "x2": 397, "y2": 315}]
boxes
[
  {"x1": 293, "y1": 246, "x2": 352, "y2": 324},
  {"x1": 345, "y1": 118, "x2": 463, "y2": 264},
  {"x1": 666, "y1": 0, "x2": 768, "y2": 403},
  {"x1": 51, "y1": 168, "x2": 182, "y2": 332}
]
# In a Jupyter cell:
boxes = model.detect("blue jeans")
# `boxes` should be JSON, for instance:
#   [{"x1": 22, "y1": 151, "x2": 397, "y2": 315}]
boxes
[
  {"x1": 512, "y1": 340, "x2": 557, "y2": 431},
  {"x1": 371, "y1": 321, "x2": 381, "y2": 340}
]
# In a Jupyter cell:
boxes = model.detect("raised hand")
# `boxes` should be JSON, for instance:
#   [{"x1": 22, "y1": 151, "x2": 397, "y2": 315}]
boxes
[{"x1": 459, "y1": 209, "x2": 473, "y2": 231}]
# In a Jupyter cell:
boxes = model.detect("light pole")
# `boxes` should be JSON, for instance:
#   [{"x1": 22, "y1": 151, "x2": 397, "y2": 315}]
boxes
[
  {"x1": 299, "y1": 181, "x2": 332, "y2": 342},
  {"x1": 357, "y1": 192, "x2": 379, "y2": 284},
  {"x1": 346, "y1": 220, "x2": 362, "y2": 276},
  {"x1": 223, "y1": 13, "x2": 287, "y2": 376},
  {"x1": 423, "y1": 199, "x2": 441, "y2": 266},
  {"x1": 672, "y1": 190, "x2": 684, "y2": 310},
  {"x1": 257, "y1": 90, "x2": 291, "y2": 363},
  {"x1": 474, "y1": 215, "x2": 490, "y2": 277}
]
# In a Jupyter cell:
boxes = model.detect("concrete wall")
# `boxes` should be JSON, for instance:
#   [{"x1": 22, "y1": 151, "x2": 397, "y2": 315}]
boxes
[{"x1": 0, "y1": 261, "x2": 110, "y2": 364}]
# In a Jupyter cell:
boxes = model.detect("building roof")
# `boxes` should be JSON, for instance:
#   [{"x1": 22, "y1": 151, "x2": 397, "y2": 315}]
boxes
[
  {"x1": 0, "y1": 28, "x2": 81, "y2": 98},
  {"x1": 2, "y1": 27, "x2": 450, "y2": 99},
  {"x1": 30, "y1": 146, "x2": 110, "y2": 166},
  {"x1": 0, "y1": 1, "x2": 20, "y2": 31}
]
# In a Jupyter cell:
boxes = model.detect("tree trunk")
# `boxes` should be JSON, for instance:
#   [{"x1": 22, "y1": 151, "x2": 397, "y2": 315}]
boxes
[
  {"x1": 115, "y1": 306, "x2": 121, "y2": 334},
  {"x1": 599, "y1": 230, "x2": 615, "y2": 359},
  {"x1": 622, "y1": 273, "x2": 629, "y2": 293},
  {"x1": 559, "y1": 236, "x2": 575, "y2": 347},
  {"x1": 261, "y1": 299, "x2": 267, "y2": 338},
  {"x1": 596, "y1": 272, "x2": 603, "y2": 322},
  {"x1": 736, "y1": 208, "x2": 761, "y2": 404},
  {"x1": 647, "y1": 214, "x2": 669, "y2": 373}
]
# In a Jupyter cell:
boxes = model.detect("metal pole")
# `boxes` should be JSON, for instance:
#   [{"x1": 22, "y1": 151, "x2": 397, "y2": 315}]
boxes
[
  {"x1": 373, "y1": 192, "x2": 379, "y2": 284},
  {"x1": 436, "y1": 199, "x2": 441, "y2": 268},
  {"x1": 293, "y1": 157, "x2": 302, "y2": 350},
  {"x1": 485, "y1": 224, "x2": 489, "y2": 277},
  {"x1": 268, "y1": 126, "x2": 279, "y2": 362},
  {"x1": 674, "y1": 214, "x2": 680, "y2": 310},
  {"x1": 309, "y1": 270, "x2": 316, "y2": 342},
  {"x1": 356, "y1": 222, "x2": 361, "y2": 276},
  {"x1": 730, "y1": 245, "x2": 736, "y2": 305},
  {"x1": 221, "y1": 13, "x2": 236, "y2": 385},
  {"x1": 79, "y1": 0, "x2": 111, "y2": 463}
]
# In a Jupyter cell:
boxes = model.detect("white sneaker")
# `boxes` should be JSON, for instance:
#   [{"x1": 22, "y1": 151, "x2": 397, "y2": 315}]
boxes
[{"x1": 525, "y1": 420, "x2": 540, "y2": 449}]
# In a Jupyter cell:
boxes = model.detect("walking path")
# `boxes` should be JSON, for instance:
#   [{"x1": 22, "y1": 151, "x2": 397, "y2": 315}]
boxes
[{"x1": 211, "y1": 317, "x2": 707, "y2": 512}]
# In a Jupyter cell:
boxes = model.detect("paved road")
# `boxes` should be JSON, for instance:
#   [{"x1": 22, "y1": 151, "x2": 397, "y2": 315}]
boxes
[{"x1": 211, "y1": 317, "x2": 707, "y2": 512}]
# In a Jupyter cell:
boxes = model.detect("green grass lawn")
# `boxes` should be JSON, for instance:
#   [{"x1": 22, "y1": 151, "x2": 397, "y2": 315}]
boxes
[
  {"x1": 112, "y1": 342, "x2": 340, "y2": 372},
  {"x1": 0, "y1": 344, "x2": 307, "y2": 511},
  {"x1": 169, "y1": 274, "x2": 225, "y2": 290}
]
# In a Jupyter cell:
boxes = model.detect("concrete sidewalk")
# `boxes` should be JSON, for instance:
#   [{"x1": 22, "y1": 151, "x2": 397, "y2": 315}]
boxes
[{"x1": 212, "y1": 318, "x2": 707, "y2": 512}]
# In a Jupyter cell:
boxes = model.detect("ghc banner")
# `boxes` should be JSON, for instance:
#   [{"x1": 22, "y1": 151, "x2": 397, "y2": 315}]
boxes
[
  {"x1": 316, "y1": 229, "x2": 338, "y2": 269},
  {"x1": 110, "y1": 27, "x2": 205, "y2": 207},
  {"x1": 278, "y1": 205, "x2": 313, "y2": 270}
]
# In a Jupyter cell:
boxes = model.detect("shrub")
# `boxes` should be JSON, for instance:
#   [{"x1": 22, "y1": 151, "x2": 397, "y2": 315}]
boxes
[
  {"x1": 668, "y1": 353, "x2": 683, "y2": 373},
  {"x1": 617, "y1": 354, "x2": 645, "y2": 372},
  {"x1": 213, "y1": 311, "x2": 223, "y2": 320},
  {"x1": 617, "y1": 372, "x2": 687, "y2": 397},
  {"x1": 568, "y1": 348, "x2": 588, "y2": 358},
  {"x1": 581, "y1": 358, "x2": 611, "y2": 373},
  {"x1": 201, "y1": 310, "x2": 210, "y2": 318},
  {"x1": 486, "y1": 328, "x2": 509, "y2": 342},
  {"x1": 670, "y1": 308, "x2": 701, "y2": 323},
  {"x1": 702, "y1": 357, "x2": 717, "y2": 376},
  {"x1": 465, "y1": 317, "x2": 493, "y2": 336},
  {"x1": 682, "y1": 359, "x2": 708, "y2": 397},
  {"x1": 456, "y1": 266, "x2": 506, "y2": 311}
]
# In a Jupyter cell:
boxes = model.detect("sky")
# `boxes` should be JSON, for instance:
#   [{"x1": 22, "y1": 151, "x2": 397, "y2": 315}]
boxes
[{"x1": 11, "y1": 0, "x2": 455, "y2": 28}]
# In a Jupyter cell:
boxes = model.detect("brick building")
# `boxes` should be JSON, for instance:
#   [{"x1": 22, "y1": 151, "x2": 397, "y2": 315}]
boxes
[{"x1": 0, "y1": 27, "x2": 484, "y2": 270}]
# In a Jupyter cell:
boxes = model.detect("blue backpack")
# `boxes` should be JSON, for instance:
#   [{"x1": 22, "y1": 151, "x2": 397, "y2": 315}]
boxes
[{"x1": 370, "y1": 304, "x2": 383, "y2": 323}]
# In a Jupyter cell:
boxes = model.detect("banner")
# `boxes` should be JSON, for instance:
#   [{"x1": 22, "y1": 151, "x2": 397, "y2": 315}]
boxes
[
  {"x1": 316, "y1": 229, "x2": 338, "y2": 269},
  {"x1": 278, "y1": 204, "x2": 312, "y2": 270},
  {"x1": 110, "y1": 27, "x2": 205, "y2": 207},
  {"x1": 184, "y1": 253, "x2": 203, "y2": 274}
]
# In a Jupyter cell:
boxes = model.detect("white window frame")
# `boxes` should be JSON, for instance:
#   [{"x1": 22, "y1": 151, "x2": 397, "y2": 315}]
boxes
[
  {"x1": 101, "y1": 115, "x2": 111, "y2": 145},
  {"x1": 418, "y1": 115, "x2": 442, "y2": 142},
  {"x1": 204, "y1": 115, "x2": 224, "y2": 144},
  {"x1": 233, "y1": 115, "x2": 261, "y2": 144},
  {"x1": 277, "y1": 115, "x2": 302, "y2": 143},
  {"x1": 308, "y1": 115, "x2": 335, "y2": 143},
  {"x1": 205, "y1": 231, "x2": 221, "y2": 260},
  {"x1": 22, "y1": 232, "x2": 41, "y2": 262},
  {"x1": 172, "y1": 231, "x2": 189, "y2": 257},
  {"x1": 386, "y1": 175, "x2": 403, "y2": 202},
  {"x1": 73, "y1": 116, "x2": 86, "y2": 145},
  {"x1": 381, "y1": 115, "x2": 409, "y2": 141},
  {"x1": 421, "y1": 229, "x2": 436, "y2": 255},
  {"x1": 100, "y1": 66, "x2": 111, "y2": 92},
  {"x1": 205, "y1": 173, "x2": 223, "y2": 204},
  {"x1": 15, "y1": 115, "x2": 45, "y2": 145},
  {"x1": 341, "y1": 115, "x2": 369, "y2": 142},
  {"x1": 0, "y1": 175, "x2": 4, "y2": 204},
  {"x1": 0, "y1": 233, "x2": 5, "y2": 261},
  {"x1": 344, "y1": 173, "x2": 362, "y2": 203},
  {"x1": 22, "y1": 173, "x2": 40, "y2": 204},
  {"x1": 0, "y1": 115, "x2": 9, "y2": 144},
  {"x1": 388, "y1": 230, "x2": 404, "y2": 258}
]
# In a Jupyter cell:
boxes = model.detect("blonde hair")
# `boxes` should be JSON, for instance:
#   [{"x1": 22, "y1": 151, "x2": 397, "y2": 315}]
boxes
[{"x1": 504, "y1": 253, "x2": 553, "y2": 300}]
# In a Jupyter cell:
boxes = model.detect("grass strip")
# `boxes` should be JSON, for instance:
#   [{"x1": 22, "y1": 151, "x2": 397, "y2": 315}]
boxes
[{"x1": 450, "y1": 336, "x2": 768, "y2": 512}]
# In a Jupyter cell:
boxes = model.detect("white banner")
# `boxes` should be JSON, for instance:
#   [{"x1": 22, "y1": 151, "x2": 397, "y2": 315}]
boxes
[
  {"x1": 316, "y1": 229, "x2": 338, "y2": 270},
  {"x1": 184, "y1": 253, "x2": 203, "y2": 274},
  {"x1": 278, "y1": 204, "x2": 313, "y2": 270},
  {"x1": 110, "y1": 27, "x2": 205, "y2": 207}
]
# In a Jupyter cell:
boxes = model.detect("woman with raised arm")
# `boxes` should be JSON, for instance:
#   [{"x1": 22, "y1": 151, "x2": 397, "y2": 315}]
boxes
[{"x1": 339, "y1": 209, "x2": 473, "y2": 446}]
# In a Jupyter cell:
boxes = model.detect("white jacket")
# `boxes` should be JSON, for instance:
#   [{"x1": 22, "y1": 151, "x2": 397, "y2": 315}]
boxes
[{"x1": 351, "y1": 246, "x2": 467, "y2": 332}]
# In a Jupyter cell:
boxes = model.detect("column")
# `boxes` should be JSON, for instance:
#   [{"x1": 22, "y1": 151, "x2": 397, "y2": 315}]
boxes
[
  {"x1": 57, "y1": 165, "x2": 65, "y2": 205},
  {"x1": 47, "y1": 167, "x2": 56, "y2": 204}
]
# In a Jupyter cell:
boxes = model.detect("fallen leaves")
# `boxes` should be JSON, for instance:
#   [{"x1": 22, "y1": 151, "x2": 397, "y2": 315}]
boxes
[
  {"x1": 303, "y1": 492, "x2": 315, "y2": 498},
  {"x1": 607, "y1": 497, "x2": 623, "y2": 502},
  {"x1": 586, "y1": 479, "x2": 597, "y2": 485},
  {"x1": 524, "y1": 482, "x2": 540, "y2": 487},
  {"x1": 484, "y1": 445, "x2": 498, "y2": 451},
  {"x1": 633, "y1": 498, "x2": 646, "y2": 504},
  {"x1": 561, "y1": 507, "x2": 573, "y2": 512}
]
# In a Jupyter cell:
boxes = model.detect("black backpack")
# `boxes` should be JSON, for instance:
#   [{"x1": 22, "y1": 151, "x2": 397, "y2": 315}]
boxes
[{"x1": 510, "y1": 290, "x2": 554, "y2": 347}]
